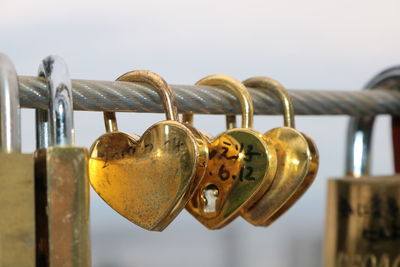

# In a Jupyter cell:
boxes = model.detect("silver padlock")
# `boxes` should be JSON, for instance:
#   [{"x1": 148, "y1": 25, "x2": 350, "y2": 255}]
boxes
[{"x1": 35, "y1": 55, "x2": 91, "y2": 267}]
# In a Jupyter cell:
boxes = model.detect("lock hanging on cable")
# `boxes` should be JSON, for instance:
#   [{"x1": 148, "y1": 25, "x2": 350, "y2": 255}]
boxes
[
  {"x1": 35, "y1": 55, "x2": 91, "y2": 267},
  {"x1": 185, "y1": 74, "x2": 277, "y2": 229},
  {"x1": 89, "y1": 70, "x2": 208, "y2": 231},
  {"x1": 324, "y1": 67, "x2": 400, "y2": 267},
  {"x1": 0, "y1": 53, "x2": 35, "y2": 267},
  {"x1": 240, "y1": 77, "x2": 319, "y2": 226}
]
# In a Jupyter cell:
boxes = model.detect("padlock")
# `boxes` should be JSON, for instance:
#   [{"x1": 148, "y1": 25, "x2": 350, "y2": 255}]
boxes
[
  {"x1": 35, "y1": 55, "x2": 91, "y2": 267},
  {"x1": 240, "y1": 77, "x2": 319, "y2": 226},
  {"x1": 89, "y1": 70, "x2": 208, "y2": 231},
  {"x1": 185, "y1": 75, "x2": 277, "y2": 229},
  {"x1": 0, "y1": 53, "x2": 35, "y2": 266},
  {"x1": 324, "y1": 67, "x2": 400, "y2": 267}
]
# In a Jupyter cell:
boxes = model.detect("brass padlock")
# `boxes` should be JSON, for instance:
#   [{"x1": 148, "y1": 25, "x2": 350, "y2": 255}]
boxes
[
  {"x1": 89, "y1": 70, "x2": 208, "y2": 231},
  {"x1": 0, "y1": 53, "x2": 35, "y2": 266},
  {"x1": 185, "y1": 75, "x2": 277, "y2": 229},
  {"x1": 241, "y1": 77, "x2": 319, "y2": 226},
  {"x1": 325, "y1": 68, "x2": 400, "y2": 267},
  {"x1": 35, "y1": 56, "x2": 91, "y2": 267}
]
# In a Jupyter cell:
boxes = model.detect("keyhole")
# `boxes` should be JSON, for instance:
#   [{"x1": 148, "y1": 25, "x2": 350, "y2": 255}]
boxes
[{"x1": 202, "y1": 184, "x2": 219, "y2": 213}]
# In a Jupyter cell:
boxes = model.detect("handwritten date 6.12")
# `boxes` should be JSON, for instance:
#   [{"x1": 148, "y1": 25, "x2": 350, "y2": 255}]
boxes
[
  {"x1": 214, "y1": 164, "x2": 256, "y2": 182},
  {"x1": 207, "y1": 141, "x2": 262, "y2": 182}
]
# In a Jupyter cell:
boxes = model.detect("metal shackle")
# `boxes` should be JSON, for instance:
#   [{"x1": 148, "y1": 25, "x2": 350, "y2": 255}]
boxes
[
  {"x1": 103, "y1": 70, "x2": 179, "y2": 133},
  {"x1": 224, "y1": 76, "x2": 296, "y2": 130},
  {"x1": 346, "y1": 66, "x2": 400, "y2": 177},
  {"x1": 36, "y1": 55, "x2": 74, "y2": 149},
  {"x1": 196, "y1": 74, "x2": 254, "y2": 129},
  {"x1": 243, "y1": 77, "x2": 295, "y2": 128},
  {"x1": 0, "y1": 53, "x2": 21, "y2": 153},
  {"x1": 183, "y1": 75, "x2": 256, "y2": 130}
]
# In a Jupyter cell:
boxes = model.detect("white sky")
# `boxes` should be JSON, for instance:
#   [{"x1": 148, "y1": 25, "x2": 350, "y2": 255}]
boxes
[{"x1": 1, "y1": 1, "x2": 399, "y2": 266}]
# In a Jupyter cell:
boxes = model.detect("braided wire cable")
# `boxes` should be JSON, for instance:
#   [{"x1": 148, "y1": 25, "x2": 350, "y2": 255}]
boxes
[{"x1": 18, "y1": 74, "x2": 400, "y2": 116}]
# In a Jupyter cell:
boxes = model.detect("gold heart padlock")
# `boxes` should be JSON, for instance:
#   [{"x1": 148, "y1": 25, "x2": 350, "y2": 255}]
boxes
[
  {"x1": 240, "y1": 77, "x2": 319, "y2": 226},
  {"x1": 185, "y1": 75, "x2": 277, "y2": 229},
  {"x1": 89, "y1": 70, "x2": 208, "y2": 231}
]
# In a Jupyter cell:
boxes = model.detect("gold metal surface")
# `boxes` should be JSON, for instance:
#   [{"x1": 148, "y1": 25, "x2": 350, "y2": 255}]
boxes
[
  {"x1": 270, "y1": 134, "x2": 318, "y2": 222},
  {"x1": 35, "y1": 147, "x2": 90, "y2": 267},
  {"x1": 241, "y1": 77, "x2": 319, "y2": 226},
  {"x1": 325, "y1": 176, "x2": 400, "y2": 267},
  {"x1": 186, "y1": 75, "x2": 277, "y2": 229},
  {"x1": 0, "y1": 153, "x2": 35, "y2": 267},
  {"x1": 90, "y1": 121, "x2": 206, "y2": 231},
  {"x1": 186, "y1": 129, "x2": 276, "y2": 229},
  {"x1": 241, "y1": 127, "x2": 312, "y2": 225},
  {"x1": 251, "y1": 134, "x2": 319, "y2": 225},
  {"x1": 89, "y1": 70, "x2": 207, "y2": 231}
]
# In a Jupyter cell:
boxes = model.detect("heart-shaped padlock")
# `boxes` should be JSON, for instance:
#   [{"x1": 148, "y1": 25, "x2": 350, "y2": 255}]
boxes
[
  {"x1": 89, "y1": 70, "x2": 208, "y2": 231},
  {"x1": 240, "y1": 77, "x2": 319, "y2": 226},
  {"x1": 185, "y1": 75, "x2": 277, "y2": 229}
]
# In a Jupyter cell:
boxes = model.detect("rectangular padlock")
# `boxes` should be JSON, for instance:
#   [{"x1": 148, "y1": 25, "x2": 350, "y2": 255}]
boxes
[
  {"x1": 35, "y1": 147, "x2": 90, "y2": 266},
  {"x1": 0, "y1": 54, "x2": 35, "y2": 267},
  {"x1": 325, "y1": 176, "x2": 400, "y2": 267},
  {"x1": 35, "y1": 56, "x2": 91, "y2": 267}
]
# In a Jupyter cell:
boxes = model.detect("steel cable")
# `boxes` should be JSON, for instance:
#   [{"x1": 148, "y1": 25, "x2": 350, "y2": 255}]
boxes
[{"x1": 18, "y1": 75, "x2": 400, "y2": 116}]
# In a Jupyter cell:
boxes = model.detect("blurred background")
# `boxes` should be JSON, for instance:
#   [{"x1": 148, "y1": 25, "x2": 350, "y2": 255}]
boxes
[{"x1": 1, "y1": 0, "x2": 400, "y2": 266}]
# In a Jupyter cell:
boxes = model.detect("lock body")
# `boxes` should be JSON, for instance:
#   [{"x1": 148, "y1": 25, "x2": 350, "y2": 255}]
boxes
[
  {"x1": 325, "y1": 176, "x2": 400, "y2": 267},
  {"x1": 0, "y1": 153, "x2": 35, "y2": 267},
  {"x1": 35, "y1": 147, "x2": 90, "y2": 267}
]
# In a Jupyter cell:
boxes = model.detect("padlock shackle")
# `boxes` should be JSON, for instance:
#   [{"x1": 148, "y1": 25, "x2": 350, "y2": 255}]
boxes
[
  {"x1": 195, "y1": 75, "x2": 254, "y2": 129},
  {"x1": 182, "y1": 112, "x2": 237, "y2": 131},
  {"x1": 346, "y1": 66, "x2": 400, "y2": 177},
  {"x1": 119, "y1": 70, "x2": 178, "y2": 120},
  {"x1": 222, "y1": 77, "x2": 295, "y2": 130},
  {"x1": 243, "y1": 77, "x2": 295, "y2": 128},
  {"x1": 0, "y1": 53, "x2": 21, "y2": 153},
  {"x1": 37, "y1": 55, "x2": 74, "y2": 148},
  {"x1": 103, "y1": 70, "x2": 179, "y2": 132}
]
